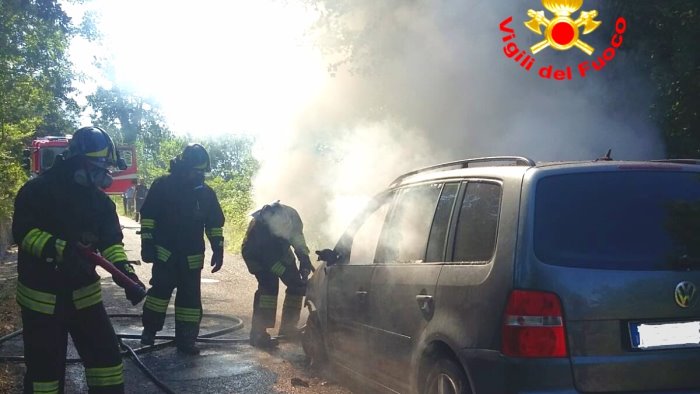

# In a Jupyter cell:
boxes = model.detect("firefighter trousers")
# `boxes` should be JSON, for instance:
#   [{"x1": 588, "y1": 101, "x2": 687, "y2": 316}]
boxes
[
  {"x1": 142, "y1": 256, "x2": 202, "y2": 345},
  {"x1": 21, "y1": 298, "x2": 123, "y2": 394},
  {"x1": 252, "y1": 258, "x2": 306, "y2": 334}
]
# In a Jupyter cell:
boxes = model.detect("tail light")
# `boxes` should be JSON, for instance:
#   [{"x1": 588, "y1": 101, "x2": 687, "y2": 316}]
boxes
[{"x1": 502, "y1": 290, "x2": 568, "y2": 357}]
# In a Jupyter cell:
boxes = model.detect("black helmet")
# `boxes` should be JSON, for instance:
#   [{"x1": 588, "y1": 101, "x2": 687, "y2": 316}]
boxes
[
  {"x1": 258, "y1": 202, "x2": 301, "y2": 239},
  {"x1": 177, "y1": 143, "x2": 211, "y2": 172},
  {"x1": 65, "y1": 126, "x2": 126, "y2": 170}
]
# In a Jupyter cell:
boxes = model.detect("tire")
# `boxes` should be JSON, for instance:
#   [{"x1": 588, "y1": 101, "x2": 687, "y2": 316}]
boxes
[
  {"x1": 423, "y1": 357, "x2": 471, "y2": 394},
  {"x1": 301, "y1": 313, "x2": 328, "y2": 367}
]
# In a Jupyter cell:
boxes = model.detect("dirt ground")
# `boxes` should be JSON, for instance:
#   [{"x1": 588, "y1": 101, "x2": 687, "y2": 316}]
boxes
[{"x1": 0, "y1": 247, "x2": 22, "y2": 393}]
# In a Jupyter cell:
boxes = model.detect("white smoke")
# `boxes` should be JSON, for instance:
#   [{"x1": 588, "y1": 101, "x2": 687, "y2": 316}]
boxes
[{"x1": 253, "y1": 0, "x2": 663, "y2": 247}]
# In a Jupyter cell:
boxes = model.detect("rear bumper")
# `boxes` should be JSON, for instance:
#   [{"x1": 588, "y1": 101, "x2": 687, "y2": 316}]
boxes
[
  {"x1": 457, "y1": 349, "x2": 577, "y2": 394},
  {"x1": 570, "y1": 350, "x2": 700, "y2": 392},
  {"x1": 457, "y1": 348, "x2": 700, "y2": 394}
]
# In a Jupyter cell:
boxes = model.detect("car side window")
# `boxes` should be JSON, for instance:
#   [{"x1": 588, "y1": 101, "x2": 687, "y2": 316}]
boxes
[
  {"x1": 376, "y1": 183, "x2": 443, "y2": 264},
  {"x1": 345, "y1": 196, "x2": 393, "y2": 266},
  {"x1": 452, "y1": 182, "x2": 502, "y2": 262},
  {"x1": 425, "y1": 183, "x2": 459, "y2": 262}
]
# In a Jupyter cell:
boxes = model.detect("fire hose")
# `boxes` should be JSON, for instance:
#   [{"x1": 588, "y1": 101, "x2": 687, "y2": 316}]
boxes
[
  {"x1": 77, "y1": 246, "x2": 147, "y2": 304},
  {"x1": 0, "y1": 250, "x2": 251, "y2": 394},
  {"x1": 0, "y1": 314, "x2": 246, "y2": 394}
]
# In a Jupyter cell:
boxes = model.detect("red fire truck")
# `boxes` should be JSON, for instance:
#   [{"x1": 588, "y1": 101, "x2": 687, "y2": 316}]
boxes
[{"x1": 23, "y1": 135, "x2": 138, "y2": 195}]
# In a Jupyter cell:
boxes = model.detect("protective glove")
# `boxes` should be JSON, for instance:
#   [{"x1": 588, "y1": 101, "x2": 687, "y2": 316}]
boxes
[
  {"x1": 315, "y1": 249, "x2": 339, "y2": 265},
  {"x1": 211, "y1": 248, "x2": 223, "y2": 273},
  {"x1": 114, "y1": 261, "x2": 147, "y2": 305},
  {"x1": 299, "y1": 254, "x2": 314, "y2": 282},
  {"x1": 56, "y1": 242, "x2": 95, "y2": 279},
  {"x1": 141, "y1": 241, "x2": 156, "y2": 264}
]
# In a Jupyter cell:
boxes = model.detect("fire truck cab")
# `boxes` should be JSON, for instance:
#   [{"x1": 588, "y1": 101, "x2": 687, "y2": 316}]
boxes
[{"x1": 23, "y1": 135, "x2": 138, "y2": 195}]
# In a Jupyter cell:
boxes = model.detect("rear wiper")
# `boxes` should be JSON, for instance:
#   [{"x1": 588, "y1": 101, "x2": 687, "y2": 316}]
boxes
[{"x1": 671, "y1": 254, "x2": 700, "y2": 270}]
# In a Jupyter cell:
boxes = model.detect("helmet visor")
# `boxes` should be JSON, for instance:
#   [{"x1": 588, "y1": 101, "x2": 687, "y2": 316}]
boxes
[{"x1": 86, "y1": 156, "x2": 115, "y2": 170}]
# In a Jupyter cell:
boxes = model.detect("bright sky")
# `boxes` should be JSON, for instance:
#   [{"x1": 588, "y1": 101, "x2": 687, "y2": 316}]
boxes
[{"x1": 63, "y1": 0, "x2": 329, "y2": 139}]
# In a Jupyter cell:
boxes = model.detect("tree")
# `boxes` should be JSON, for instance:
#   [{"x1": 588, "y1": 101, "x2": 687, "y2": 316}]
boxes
[
  {"x1": 205, "y1": 135, "x2": 259, "y2": 181},
  {"x1": 601, "y1": 1, "x2": 699, "y2": 158},
  {"x1": 0, "y1": 0, "x2": 85, "y2": 220},
  {"x1": 87, "y1": 87, "x2": 169, "y2": 145},
  {"x1": 135, "y1": 135, "x2": 186, "y2": 186}
]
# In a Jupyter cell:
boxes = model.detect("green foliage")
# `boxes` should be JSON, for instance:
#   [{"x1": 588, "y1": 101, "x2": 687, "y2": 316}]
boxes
[
  {"x1": 205, "y1": 135, "x2": 259, "y2": 181},
  {"x1": 85, "y1": 86, "x2": 259, "y2": 251},
  {"x1": 135, "y1": 135, "x2": 187, "y2": 186},
  {"x1": 201, "y1": 136, "x2": 257, "y2": 251},
  {"x1": 207, "y1": 176, "x2": 254, "y2": 253},
  {"x1": 0, "y1": 0, "x2": 81, "y2": 223},
  {"x1": 606, "y1": 1, "x2": 699, "y2": 158},
  {"x1": 87, "y1": 87, "x2": 169, "y2": 145}
]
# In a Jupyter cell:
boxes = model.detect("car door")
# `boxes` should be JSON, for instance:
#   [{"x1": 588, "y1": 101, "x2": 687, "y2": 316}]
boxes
[
  {"x1": 326, "y1": 192, "x2": 394, "y2": 375},
  {"x1": 367, "y1": 182, "x2": 460, "y2": 390}
]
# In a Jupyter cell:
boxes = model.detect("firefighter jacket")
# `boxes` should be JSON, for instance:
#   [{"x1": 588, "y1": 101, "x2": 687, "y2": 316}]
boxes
[
  {"x1": 241, "y1": 204, "x2": 310, "y2": 274},
  {"x1": 139, "y1": 174, "x2": 224, "y2": 267},
  {"x1": 12, "y1": 160, "x2": 129, "y2": 314}
]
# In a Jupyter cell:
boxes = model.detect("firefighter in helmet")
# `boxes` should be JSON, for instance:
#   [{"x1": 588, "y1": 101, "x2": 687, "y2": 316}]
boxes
[
  {"x1": 12, "y1": 126, "x2": 145, "y2": 394},
  {"x1": 242, "y1": 202, "x2": 314, "y2": 348},
  {"x1": 139, "y1": 143, "x2": 225, "y2": 355}
]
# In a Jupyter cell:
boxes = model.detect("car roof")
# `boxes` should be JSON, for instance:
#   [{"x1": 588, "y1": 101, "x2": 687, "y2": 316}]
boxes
[{"x1": 391, "y1": 157, "x2": 700, "y2": 188}]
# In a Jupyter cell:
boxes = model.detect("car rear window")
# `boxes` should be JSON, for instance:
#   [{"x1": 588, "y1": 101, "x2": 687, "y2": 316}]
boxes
[{"x1": 534, "y1": 171, "x2": 700, "y2": 270}]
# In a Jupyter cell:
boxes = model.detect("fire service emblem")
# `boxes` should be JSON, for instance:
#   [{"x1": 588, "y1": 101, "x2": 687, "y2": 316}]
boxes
[
  {"x1": 524, "y1": 0, "x2": 601, "y2": 55},
  {"x1": 499, "y1": 0, "x2": 627, "y2": 80}
]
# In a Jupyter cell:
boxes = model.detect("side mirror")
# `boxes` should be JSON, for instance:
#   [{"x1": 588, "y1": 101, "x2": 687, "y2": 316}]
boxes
[
  {"x1": 315, "y1": 249, "x2": 339, "y2": 265},
  {"x1": 22, "y1": 149, "x2": 31, "y2": 158},
  {"x1": 22, "y1": 157, "x2": 31, "y2": 171}
]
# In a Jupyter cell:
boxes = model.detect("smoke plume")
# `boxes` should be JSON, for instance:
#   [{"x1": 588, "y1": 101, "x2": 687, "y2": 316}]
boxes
[{"x1": 253, "y1": 0, "x2": 663, "y2": 246}]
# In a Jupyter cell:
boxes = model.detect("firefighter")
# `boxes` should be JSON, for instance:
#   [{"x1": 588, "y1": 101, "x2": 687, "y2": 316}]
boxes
[
  {"x1": 12, "y1": 126, "x2": 145, "y2": 394},
  {"x1": 242, "y1": 202, "x2": 314, "y2": 348},
  {"x1": 139, "y1": 143, "x2": 224, "y2": 355}
]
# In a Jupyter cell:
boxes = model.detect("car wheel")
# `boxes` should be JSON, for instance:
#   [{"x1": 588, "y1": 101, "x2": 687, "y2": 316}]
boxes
[
  {"x1": 301, "y1": 312, "x2": 327, "y2": 367},
  {"x1": 424, "y1": 357, "x2": 471, "y2": 394}
]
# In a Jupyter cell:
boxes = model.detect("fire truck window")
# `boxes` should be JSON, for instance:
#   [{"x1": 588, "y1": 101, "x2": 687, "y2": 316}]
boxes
[
  {"x1": 41, "y1": 149, "x2": 56, "y2": 171},
  {"x1": 120, "y1": 150, "x2": 133, "y2": 168}
]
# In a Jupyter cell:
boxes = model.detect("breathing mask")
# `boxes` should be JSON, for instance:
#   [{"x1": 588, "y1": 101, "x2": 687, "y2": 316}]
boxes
[{"x1": 74, "y1": 160, "x2": 113, "y2": 189}]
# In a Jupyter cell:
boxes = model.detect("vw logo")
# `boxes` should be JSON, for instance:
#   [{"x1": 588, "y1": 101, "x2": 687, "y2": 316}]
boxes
[{"x1": 675, "y1": 281, "x2": 697, "y2": 308}]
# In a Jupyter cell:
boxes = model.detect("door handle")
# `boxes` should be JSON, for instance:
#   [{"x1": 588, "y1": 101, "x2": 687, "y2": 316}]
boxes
[
  {"x1": 356, "y1": 290, "x2": 369, "y2": 308},
  {"x1": 416, "y1": 294, "x2": 434, "y2": 319}
]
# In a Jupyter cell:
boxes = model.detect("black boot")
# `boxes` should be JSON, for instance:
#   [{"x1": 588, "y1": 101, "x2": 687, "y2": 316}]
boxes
[
  {"x1": 278, "y1": 324, "x2": 302, "y2": 340},
  {"x1": 176, "y1": 323, "x2": 201, "y2": 355},
  {"x1": 250, "y1": 330, "x2": 279, "y2": 349},
  {"x1": 279, "y1": 304, "x2": 302, "y2": 339},
  {"x1": 176, "y1": 341, "x2": 200, "y2": 355},
  {"x1": 141, "y1": 329, "x2": 156, "y2": 346}
]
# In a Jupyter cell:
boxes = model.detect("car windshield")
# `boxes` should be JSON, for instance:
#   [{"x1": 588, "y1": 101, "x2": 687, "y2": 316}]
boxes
[{"x1": 534, "y1": 170, "x2": 700, "y2": 270}]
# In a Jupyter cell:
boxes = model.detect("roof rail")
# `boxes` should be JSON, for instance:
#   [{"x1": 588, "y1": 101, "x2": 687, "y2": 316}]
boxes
[
  {"x1": 651, "y1": 159, "x2": 700, "y2": 165},
  {"x1": 389, "y1": 156, "x2": 535, "y2": 187}
]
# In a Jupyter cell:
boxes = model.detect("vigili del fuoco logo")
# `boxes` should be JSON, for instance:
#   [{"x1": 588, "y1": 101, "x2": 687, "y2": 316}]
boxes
[{"x1": 500, "y1": 0, "x2": 627, "y2": 80}]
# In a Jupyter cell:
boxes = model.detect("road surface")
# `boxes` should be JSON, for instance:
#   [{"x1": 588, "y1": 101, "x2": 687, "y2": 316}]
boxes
[{"x1": 0, "y1": 215, "x2": 355, "y2": 394}]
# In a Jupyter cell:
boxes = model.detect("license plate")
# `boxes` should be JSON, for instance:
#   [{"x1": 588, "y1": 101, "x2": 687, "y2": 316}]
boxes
[{"x1": 629, "y1": 321, "x2": 700, "y2": 350}]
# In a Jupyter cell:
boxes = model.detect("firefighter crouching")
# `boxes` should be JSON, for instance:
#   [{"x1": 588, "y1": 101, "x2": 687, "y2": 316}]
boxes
[
  {"x1": 242, "y1": 202, "x2": 314, "y2": 348},
  {"x1": 139, "y1": 143, "x2": 225, "y2": 355},
  {"x1": 12, "y1": 126, "x2": 146, "y2": 394}
]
